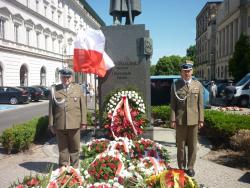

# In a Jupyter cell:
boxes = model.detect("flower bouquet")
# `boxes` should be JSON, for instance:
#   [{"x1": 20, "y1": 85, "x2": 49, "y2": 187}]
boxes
[
  {"x1": 82, "y1": 138, "x2": 110, "y2": 158},
  {"x1": 146, "y1": 169, "x2": 199, "y2": 188},
  {"x1": 10, "y1": 174, "x2": 44, "y2": 188},
  {"x1": 48, "y1": 166, "x2": 83, "y2": 188},
  {"x1": 80, "y1": 137, "x2": 170, "y2": 187},
  {"x1": 133, "y1": 138, "x2": 170, "y2": 161},
  {"x1": 82, "y1": 150, "x2": 125, "y2": 187},
  {"x1": 103, "y1": 89, "x2": 148, "y2": 139}
]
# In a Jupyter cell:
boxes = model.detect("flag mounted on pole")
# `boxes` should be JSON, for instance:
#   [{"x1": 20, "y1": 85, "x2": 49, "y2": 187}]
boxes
[{"x1": 73, "y1": 28, "x2": 115, "y2": 77}]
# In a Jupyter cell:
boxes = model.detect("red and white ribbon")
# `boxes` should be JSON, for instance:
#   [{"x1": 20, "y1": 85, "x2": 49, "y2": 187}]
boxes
[{"x1": 111, "y1": 96, "x2": 138, "y2": 138}]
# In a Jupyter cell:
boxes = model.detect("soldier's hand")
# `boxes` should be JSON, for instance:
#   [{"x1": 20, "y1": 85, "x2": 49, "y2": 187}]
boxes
[
  {"x1": 171, "y1": 121, "x2": 176, "y2": 129},
  {"x1": 49, "y1": 125, "x2": 56, "y2": 134},
  {"x1": 81, "y1": 124, "x2": 88, "y2": 130},
  {"x1": 198, "y1": 122, "x2": 204, "y2": 129}
]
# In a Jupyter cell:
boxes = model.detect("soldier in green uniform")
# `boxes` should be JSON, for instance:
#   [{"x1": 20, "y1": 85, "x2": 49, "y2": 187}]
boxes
[
  {"x1": 170, "y1": 60, "x2": 204, "y2": 177},
  {"x1": 48, "y1": 68, "x2": 87, "y2": 168}
]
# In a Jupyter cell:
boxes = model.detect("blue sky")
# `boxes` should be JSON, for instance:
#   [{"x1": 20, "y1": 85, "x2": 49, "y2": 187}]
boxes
[{"x1": 85, "y1": 0, "x2": 210, "y2": 65}]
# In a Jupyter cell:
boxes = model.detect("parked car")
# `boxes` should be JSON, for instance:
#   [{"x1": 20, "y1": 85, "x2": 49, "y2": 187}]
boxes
[
  {"x1": 32, "y1": 85, "x2": 51, "y2": 99},
  {"x1": 18, "y1": 86, "x2": 43, "y2": 102},
  {"x1": 233, "y1": 73, "x2": 250, "y2": 107},
  {"x1": 0, "y1": 86, "x2": 30, "y2": 104},
  {"x1": 151, "y1": 75, "x2": 210, "y2": 108},
  {"x1": 216, "y1": 82, "x2": 228, "y2": 97}
]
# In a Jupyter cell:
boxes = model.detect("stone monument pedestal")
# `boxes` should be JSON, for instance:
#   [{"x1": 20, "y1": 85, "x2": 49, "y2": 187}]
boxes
[{"x1": 98, "y1": 24, "x2": 152, "y2": 139}]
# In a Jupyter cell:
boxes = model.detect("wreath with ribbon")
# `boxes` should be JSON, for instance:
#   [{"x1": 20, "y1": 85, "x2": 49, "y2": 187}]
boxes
[{"x1": 103, "y1": 89, "x2": 148, "y2": 139}]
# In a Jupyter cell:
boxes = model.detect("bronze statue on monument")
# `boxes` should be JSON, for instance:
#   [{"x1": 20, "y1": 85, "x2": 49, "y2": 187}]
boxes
[{"x1": 109, "y1": 0, "x2": 141, "y2": 25}]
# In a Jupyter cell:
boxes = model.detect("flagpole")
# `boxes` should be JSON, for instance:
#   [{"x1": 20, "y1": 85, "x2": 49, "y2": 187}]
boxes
[{"x1": 93, "y1": 73, "x2": 98, "y2": 137}]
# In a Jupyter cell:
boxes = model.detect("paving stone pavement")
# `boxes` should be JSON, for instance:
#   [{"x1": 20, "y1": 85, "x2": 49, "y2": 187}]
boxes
[{"x1": 0, "y1": 127, "x2": 249, "y2": 188}]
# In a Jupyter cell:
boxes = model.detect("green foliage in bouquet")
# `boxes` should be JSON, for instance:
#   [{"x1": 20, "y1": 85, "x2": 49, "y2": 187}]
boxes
[
  {"x1": 9, "y1": 174, "x2": 46, "y2": 188},
  {"x1": 82, "y1": 139, "x2": 110, "y2": 158}
]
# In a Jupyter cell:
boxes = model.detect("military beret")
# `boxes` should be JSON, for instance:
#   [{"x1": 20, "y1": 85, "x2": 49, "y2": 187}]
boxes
[
  {"x1": 181, "y1": 60, "x2": 193, "y2": 70},
  {"x1": 59, "y1": 68, "x2": 73, "y2": 76}
]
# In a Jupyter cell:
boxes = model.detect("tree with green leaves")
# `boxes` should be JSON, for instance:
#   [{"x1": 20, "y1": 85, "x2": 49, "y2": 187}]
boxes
[
  {"x1": 154, "y1": 55, "x2": 184, "y2": 75},
  {"x1": 229, "y1": 34, "x2": 250, "y2": 81},
  {"x1": 150, "y1": 65, "x2": 156, "y2": 75},
  {"x1": 186, "y1": 45, "x2": 196, "y2": 62}
]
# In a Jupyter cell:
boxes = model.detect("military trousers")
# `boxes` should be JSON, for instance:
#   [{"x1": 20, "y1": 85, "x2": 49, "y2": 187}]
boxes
[
  {"x1": 56, "y1": 128, "x2": 80, "y2": 168},
  {"x1": 176, "y1": 125, "x2": 198, "y2": 170}
]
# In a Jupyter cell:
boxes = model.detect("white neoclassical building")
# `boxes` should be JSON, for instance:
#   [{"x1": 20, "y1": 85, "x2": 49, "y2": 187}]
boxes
[{"x1": 0, "y1": 0, "x2": 105, "y2": 87}]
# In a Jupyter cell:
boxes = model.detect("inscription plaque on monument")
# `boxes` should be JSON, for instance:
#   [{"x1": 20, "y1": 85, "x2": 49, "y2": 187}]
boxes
[{"x1": 98, "y1": 24, "x2": 152, "y2": 125}]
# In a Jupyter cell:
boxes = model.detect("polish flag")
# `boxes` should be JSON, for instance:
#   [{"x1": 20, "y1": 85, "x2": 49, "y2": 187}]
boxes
[{"x1": 73, "y1": 28, "x2": 115, "y2": 77}]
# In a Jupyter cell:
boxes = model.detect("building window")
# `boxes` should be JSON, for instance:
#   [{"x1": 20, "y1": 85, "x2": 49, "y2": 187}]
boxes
[
  {"x1": 45, "y1": 35, "x2": 48, "y2": 50},
  {"x1": 44, "y1": 6, "x2": 47, "y2": 17},
  {"x1": 68, "y1": 17, "x2": 71, "y2": 28},
  {"x1": 248, "y1": 16, "x2": 250, "y2": 28},
  {"x1": 52, "y1": 39, "x2": 55, "y2": 52},
  {"x1": 221, "y1": 66, "x2": 224, "y2": 78},
  {"x1": 20, "y1": 65, "x2": 28, "y2": 86},
  {"x1": 0, "y1": 19, "x2": 5, "y2": 39},
  {"x1": 40, "y1": 67, "x2": 46, "y2": 86},
  {"x1": 26, "y1": 0, "x2": 30, "y2": 8},
  {"x1": 52, "y1": 11, "x2": 54, "y2": 21},
  {"x1": 55, "y1": 68, "x2": 60, "y2": 83},
  {"x1": 26, "y1": 29, "x2": 30, "y2": 45},
  {"x1": 36, "y1": 0, "x2": 39, "y2": 12},
  {"x1": 58, "y1": 40, "x2": 61, "y2": 53},
  {"x1": 58, "y1": 14, "x2": 61, "y2": 24},
  {"x1": 0, "y1": 65, "x2": 3, "y2": 86},
  {"x1": 36, "y1": 32, "x2": 40, "y2": 48},
  {"x1": 14, "y1": 25, "x2": 19, "y2": 43}
]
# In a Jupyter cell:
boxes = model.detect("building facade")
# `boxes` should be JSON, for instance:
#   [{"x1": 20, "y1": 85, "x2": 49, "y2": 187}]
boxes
[
  {"x1": 196, "y1": 1, "x2": 222, "y2": 80},
  {"x1": 196, "y1": 0, "x2": 250, "y2": 81},
  {"x1": 0, "y1": 0, "x2": 105, "y2": 87},
  {"x1": 215, "y1": 0, "x2": 250, "y2": 80}
]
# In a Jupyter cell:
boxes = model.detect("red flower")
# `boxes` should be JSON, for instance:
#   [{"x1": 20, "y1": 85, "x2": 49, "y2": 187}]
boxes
[
  {"x1": 26, "y1": 178, "x2": 39, "y2": 186},
  {"x1": 16, "y1": 185, "x2": 24, "y2": 188}
]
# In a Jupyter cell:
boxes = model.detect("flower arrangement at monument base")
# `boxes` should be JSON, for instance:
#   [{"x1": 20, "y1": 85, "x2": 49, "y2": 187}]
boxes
[
  {"x1": 103, "y1": 89, "x2": 148, "y2": 139},
  {"x1": 79, "y1": 137, "x2": 170, "y2": 187},
  {"x1": 47, "y1": 166, "x2": 83, "y2": 188},
  {"x1": 10, "y1": 174, "x2": 45, "y2": 188},
  {"x1": 145, "y1": 169, "x2": 199, "y2": 188}
]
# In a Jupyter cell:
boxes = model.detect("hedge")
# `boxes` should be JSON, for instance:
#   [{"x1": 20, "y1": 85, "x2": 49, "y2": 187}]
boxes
[{"x1": 0, "y1": 116, "x2": 48, "y2": 154}]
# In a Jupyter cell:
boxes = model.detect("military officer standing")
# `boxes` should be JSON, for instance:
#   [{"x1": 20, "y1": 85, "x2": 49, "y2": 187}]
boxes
[
  {"x1": 170, "y1": 60, "x2": 204, "y2": 177},
  {"x1": 49, "y1": 68, "x2": 87, "y2": 168}
]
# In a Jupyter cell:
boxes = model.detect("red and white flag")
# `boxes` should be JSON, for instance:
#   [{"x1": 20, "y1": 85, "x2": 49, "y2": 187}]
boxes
[{"x1": 73, "y1": 28, "x2": 115, "y2": 77}]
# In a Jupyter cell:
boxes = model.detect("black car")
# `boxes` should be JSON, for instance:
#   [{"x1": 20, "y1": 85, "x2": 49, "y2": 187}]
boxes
[
  {"x1": 18, "y1": 86, "x2": 43, "y2": 102},
  {"x1": 0, "y1": 86, "x2": 30, "y2": 104},
  {"x1": 32, "y1": 85, "x2": 51, "y2": 99}
]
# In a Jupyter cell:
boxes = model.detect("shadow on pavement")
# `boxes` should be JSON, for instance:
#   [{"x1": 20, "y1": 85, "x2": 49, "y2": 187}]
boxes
[
  {"x1": 19, "y1": 161, "x2": 58, "y2": 173},
  {"x1": 238, "y1": 172, "x2": 250, "y2": 184}
]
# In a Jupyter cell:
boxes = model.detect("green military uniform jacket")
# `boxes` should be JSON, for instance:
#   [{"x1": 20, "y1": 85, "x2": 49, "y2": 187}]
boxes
[
  {"x1": 49, "y1": 83, "x2": 87, "y2": 129},
  {"x1": 170, "y1": 79, "x2": 204, "y2": 126}
]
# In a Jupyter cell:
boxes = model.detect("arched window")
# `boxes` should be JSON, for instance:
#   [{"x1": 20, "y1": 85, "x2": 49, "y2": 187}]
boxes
[
  {"x1": 20, "y1": 64, "x2": 28, "y2": 86},
  {"x1": 40, "y1": 66, "x2": 46, "y2": 86},
  {"x1": 55, "y1": 68, "x2": 60, "y2": 83},
  {"x1": 0, "y1": 65, "x2": 3, "y2": 86}
]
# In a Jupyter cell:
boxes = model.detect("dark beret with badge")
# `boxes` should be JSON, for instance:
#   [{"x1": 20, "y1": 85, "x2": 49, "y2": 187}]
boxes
[
  {"x1": 180, "y1": 60, "x2": 193, "y2": 70},
  {"x1": 59, "y1": 68, "x2": 74, "y2": 77}
]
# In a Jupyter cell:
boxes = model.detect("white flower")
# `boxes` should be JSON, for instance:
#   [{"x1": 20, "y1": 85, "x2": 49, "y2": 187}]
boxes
[
  {"x1": 94, "y1": 182, "x2": 100, "y2": 187},
  {"x1": 84, "y1": 170, "x2": 88, "y2": 176},
  {"x1": 108, "y1": 179, "x2": 114, "y2": 184}
]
